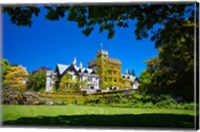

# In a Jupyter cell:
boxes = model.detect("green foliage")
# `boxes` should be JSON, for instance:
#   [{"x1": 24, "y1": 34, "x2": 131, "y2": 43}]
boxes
[
  {"x1": 40, "y1": 92, "x2": 86, "y2": 105},
  {"x1": 139, "y1": 70, "x2": 153, "y2": 92},
  {"x1": 155, "y1": 97, "x2": 177, "y2": 109},
  {"x1": 4, "y1": 4, "x2": 197, "y2": 40},
  {"x1": 16, "y1": 92, "x2": 27, "y2": 104},
  {"x1": 1, "y1": 58, "x2": 11, "y2": 78},
  {"x1": 128, "y1": 92, "x2": 143, "y2": 101},
  {"x1": 1, "y1": 58, "x2": 11, "y2": 90},
  {"x1": 145, "y1": 30, "x2": 195, "y2": 101},
  {"x1": 59, "y1": 73, "x2": 74, "y2": 89},
  {"x1": 58, "y1": 76, "x2": 82, "y2": 95},
  {"x1": 95, "y1": 55, "x2": 125, "y2": 89},
  {"x1": 3, "y1": 65, "x2": 28, "y2": 90},
  {"x1": 72, "y1": 82, "x2": 82, "y2": 95},
  {"x1": 96, "y1": 89, "x2": 102, "y2": 93},
  {"x1": 3, "y1": 88, "x2": 196, "y2": 110},
  {"x1": 57, "y1": 88, "x2": 74, "y2": 95},
  {"x1": 80, "y1": 80, "x2": 88, "y2": 88},
  {"x1": 4, "y1": 7, "x2": 40, "y2": 27},
  {"x1": 27, "y1": 68, "x2": 47, "y2": 91},
  {"x1": 181, "y1": 103, "x2": 197, "y2": 110}
]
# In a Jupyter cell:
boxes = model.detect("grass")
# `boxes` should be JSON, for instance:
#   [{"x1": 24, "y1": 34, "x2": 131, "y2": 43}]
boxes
[{"x1": 2, "y1": 105, "x2": 196, "y2": 129}]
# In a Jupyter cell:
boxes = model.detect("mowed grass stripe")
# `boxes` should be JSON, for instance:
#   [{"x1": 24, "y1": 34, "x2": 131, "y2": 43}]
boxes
[{"x1": 2, "y1": 105, "x2": 195, "y2": 120}]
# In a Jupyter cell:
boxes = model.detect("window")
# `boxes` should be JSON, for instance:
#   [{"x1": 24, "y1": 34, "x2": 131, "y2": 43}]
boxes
[
  {"x1": 88, "y1": 77, "x2": 92, "y2": 82},
  {"x1": 70, "y1": 83, "x2": 73, "y2": 88}
]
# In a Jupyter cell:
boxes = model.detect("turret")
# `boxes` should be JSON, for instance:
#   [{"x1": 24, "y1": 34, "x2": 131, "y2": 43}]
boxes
[{"x1": 73, "y1": 57, "x2": 76, "y2": 66}]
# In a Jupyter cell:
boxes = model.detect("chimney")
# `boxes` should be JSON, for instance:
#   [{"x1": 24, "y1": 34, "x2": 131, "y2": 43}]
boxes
[
  {"x1": 80, "y1": 62, "x2": 82, "y2": 69},
  {"x1": 126, "y1": 69, "x2": 129, "y2": 75},
  {"x1": 73, "y1": 57, "x2": 76, "y2": 66}
]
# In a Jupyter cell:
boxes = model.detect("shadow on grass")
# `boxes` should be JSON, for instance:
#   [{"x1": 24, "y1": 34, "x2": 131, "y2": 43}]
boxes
[{"x1": 3, "y1": 114, "x2": 194, "y2": 129}]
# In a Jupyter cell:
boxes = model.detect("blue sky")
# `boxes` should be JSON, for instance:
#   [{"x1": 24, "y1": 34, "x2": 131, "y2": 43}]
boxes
[{"x1": 3, "y1": 8, "x2": 158, "y2": 77}]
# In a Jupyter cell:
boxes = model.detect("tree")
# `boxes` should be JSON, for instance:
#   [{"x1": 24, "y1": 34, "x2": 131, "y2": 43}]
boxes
[
  {"x1": 4, "y1": 4, "x2": 198, "y2": 39},
  {"x1": 3, "y1": 65, "x2": 28, "y2": 90},
  {"x1": 4, "y1": 4, "x2": 198, "y2": 101},
  {"x1": 1, "y1": 58, "x2": 11, "y2": 78},
  {"x1": 138, "y1": 69, "x2": 153, "y2": 92},
  {"x1": 27, "y1": 67, "x2": 49, "y2": 91},
  {"x1": 145, "y1": 30, "x2": 195, "y2": 101}
]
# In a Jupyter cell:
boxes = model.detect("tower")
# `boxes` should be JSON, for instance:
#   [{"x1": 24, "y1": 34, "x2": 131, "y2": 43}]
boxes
[{"x1": 88, "y1": 43, "x2": 122, "y2": 89}]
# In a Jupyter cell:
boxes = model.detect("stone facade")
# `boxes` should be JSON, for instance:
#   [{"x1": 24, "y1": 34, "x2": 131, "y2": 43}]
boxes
[{"x1": 45, "y1": 70, "x2": 57, "y2": 92}]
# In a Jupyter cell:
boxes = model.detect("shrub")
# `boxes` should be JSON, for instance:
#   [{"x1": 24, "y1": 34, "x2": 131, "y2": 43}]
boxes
[
  {"x1": 2, "y1": 89, "x2": 46, "y2": 105},
  {"x1": 16, "y1": 92, "x2": 27, "y2": 104},
  {"x1": 110, "y1": 103, "x2": 129, "y2": 108},
  {"x1": 96, "y1": 89, "x2": 102, "y2": 93},
  {"x1": 2, "y1": 88, "x2": 196, "y2": 110},
  {"x1": 181, "y1": 103, "x2": 196, "y2": 110},
  {"x1": 120, "y1": 98, "x2": 128, "y2": 104},
  {"x1": 155, "y1": 95, "x2": 178, "y2": 108},
  {"x1": 81, "y1": 90, "x2": 87, "y2": 96},
  {"x1": 142, "y1": 102, "x2": 154, "y2": 108},
  {"x1": 72, "y1": 84, "x2": 82, "y2": 95},
  {"x1": 39, "y1": 88, "x2": 46, "y2": 93},
  {"x1": 128, "y1": 92, "x2": 143, "y2": 104},
  {"x1": 133, "y1": 102, "x2": 143, "y2": 108},
  {"x1": 57, "y1": 88, "x2": 74, "y2": 95}
]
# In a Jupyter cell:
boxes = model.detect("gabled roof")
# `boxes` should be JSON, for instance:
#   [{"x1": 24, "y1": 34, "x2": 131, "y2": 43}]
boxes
[
  {"x1": 56, "y1": 63, "x2": 95, "y2": 75},
  {"x1": 86, "y1": 68, "x2": 93, "y2": 74},
  {"x1": 56, "y1": 64, "x2": 69, "y2": 75},
  {"x1": 122, "y1": 74, "x2": 139, "y2": 83},
  {"x1": 74, "y1": 65, "x2": 80, "y2": 71}
]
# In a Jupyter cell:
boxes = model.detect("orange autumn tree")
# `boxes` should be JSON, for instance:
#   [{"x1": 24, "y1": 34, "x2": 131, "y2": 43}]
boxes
[{"x1": 4, "y1": 65, "x2": 28, "y2": 90}]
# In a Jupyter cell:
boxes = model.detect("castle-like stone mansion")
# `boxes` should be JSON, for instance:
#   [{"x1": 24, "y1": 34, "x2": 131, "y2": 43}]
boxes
[{"x1": 45, "y1": 49, "x2": 139, "y2": 93}]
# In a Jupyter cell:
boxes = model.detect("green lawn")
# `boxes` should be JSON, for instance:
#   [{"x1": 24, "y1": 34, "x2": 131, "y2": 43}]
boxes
[{"x1": 2, "y1": 105, "x2": 196, "y2": 129}]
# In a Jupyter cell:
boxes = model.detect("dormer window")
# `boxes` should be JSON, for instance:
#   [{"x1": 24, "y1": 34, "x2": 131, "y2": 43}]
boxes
[{"x1": 84, "y1": 70, "x2": 88, "y2": 73}]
